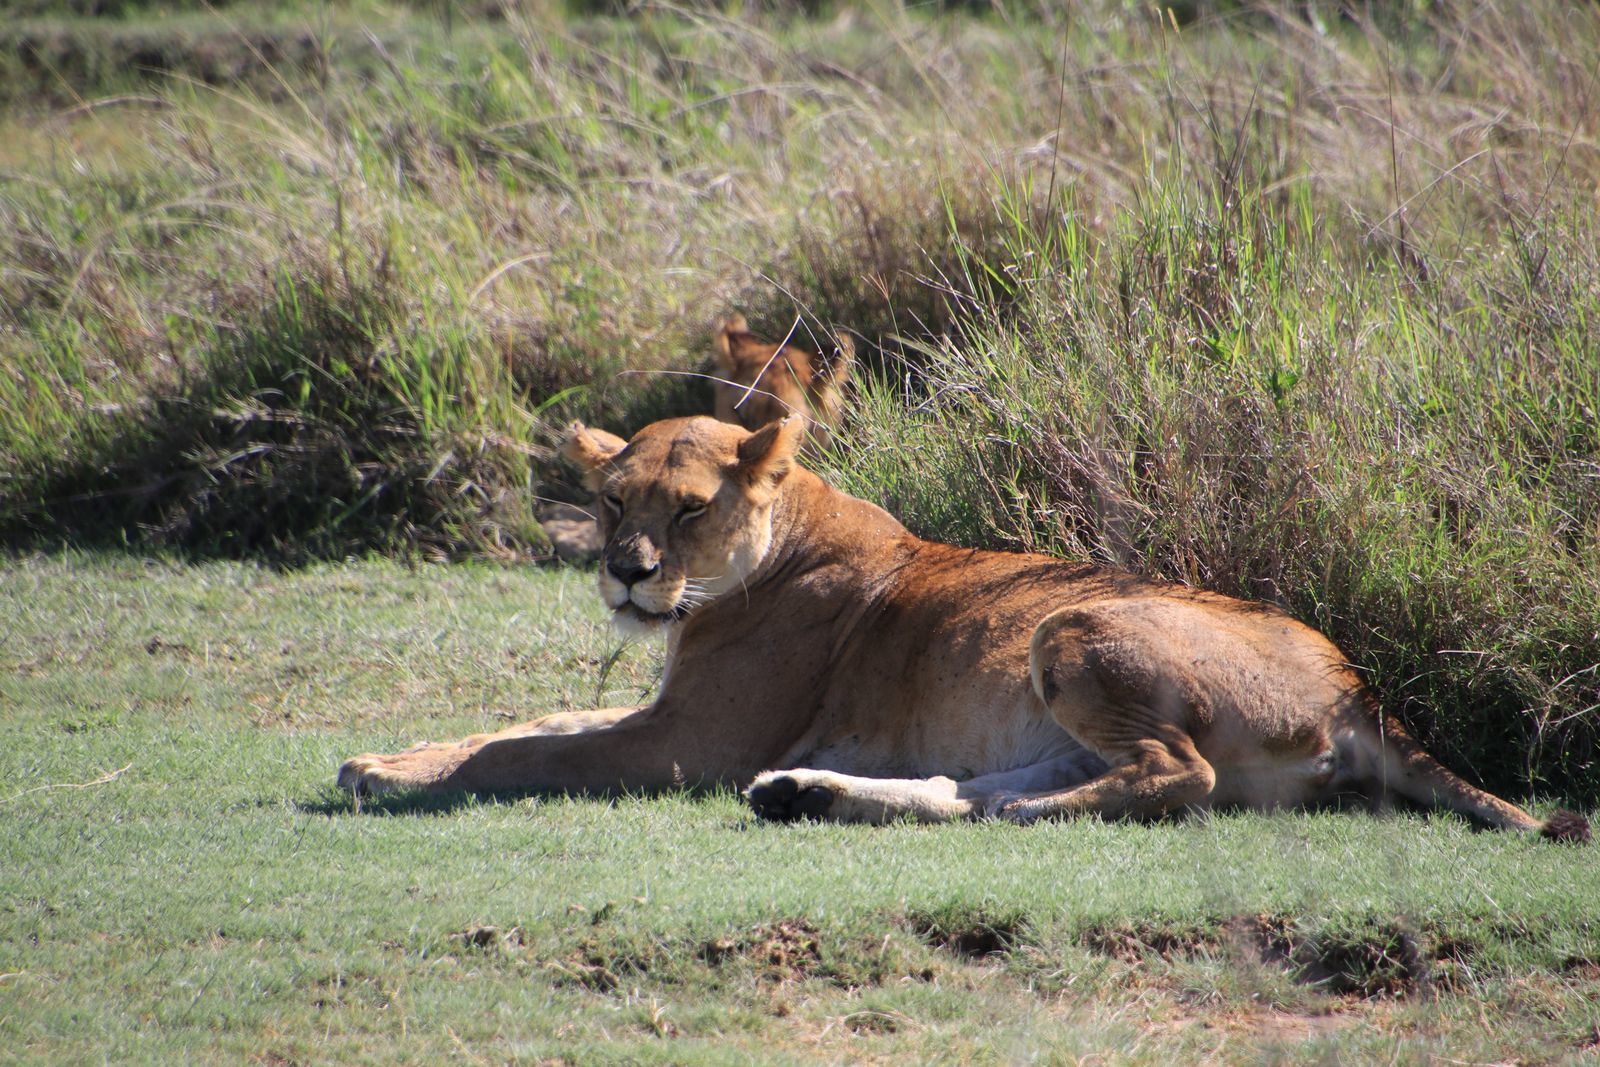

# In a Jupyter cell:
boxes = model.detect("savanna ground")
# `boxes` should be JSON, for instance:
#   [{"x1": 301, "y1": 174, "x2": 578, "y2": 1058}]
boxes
[
  {"x1": 3, "y1": 0, "x2": 1599, "y2": 1062},
  {"x1": 3, "y1": 556, "x2": 1599, "y2": 1064}
]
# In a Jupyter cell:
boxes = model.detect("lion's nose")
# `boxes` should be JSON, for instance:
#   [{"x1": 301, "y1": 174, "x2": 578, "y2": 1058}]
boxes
[{"x1": 607, "y1": 559, "x2": 661, "y2": 587}]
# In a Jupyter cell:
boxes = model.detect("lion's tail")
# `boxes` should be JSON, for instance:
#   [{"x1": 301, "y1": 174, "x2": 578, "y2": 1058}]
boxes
[{"x1": 1345, "y1": 703, "x2": 1589, "y2": 842}]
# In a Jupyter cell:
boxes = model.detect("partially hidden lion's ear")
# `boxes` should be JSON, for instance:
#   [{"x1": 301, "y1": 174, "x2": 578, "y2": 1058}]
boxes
[
  {"x1": 819, "y1": 331, "x2": 855, "y2": 385},
  {"x1": 561, "y1": 422, "x2": 628, "y2": 491},
  {"x1": 735, "y1": 416, "x2": 805, "y2": 489},
  {"x1": 713, "y1": 314, "x2": 749, "y2": 374}
]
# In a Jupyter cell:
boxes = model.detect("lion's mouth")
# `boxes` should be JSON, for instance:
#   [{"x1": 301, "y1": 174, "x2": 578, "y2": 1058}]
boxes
[{"x1": 615, "y1": 601, "x2": 691, "y2": 625}]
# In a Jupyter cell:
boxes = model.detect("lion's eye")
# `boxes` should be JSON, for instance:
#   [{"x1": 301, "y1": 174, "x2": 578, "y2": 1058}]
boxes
[
  {"x1": 602, "y1": 494, "x2": 623, "y2": 516},
  {"x1": 677, "y1": 502, "x2": 708, "y2": 525}
]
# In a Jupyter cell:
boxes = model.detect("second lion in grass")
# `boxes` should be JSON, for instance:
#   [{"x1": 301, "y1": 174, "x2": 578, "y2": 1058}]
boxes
[{"x1": 711, "y1": 314, "x2": 853, "y2": 451}]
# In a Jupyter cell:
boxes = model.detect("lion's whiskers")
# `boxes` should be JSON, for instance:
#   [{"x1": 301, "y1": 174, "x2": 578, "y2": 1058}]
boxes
[{"x1": 673, "y1": 576, "x2": 725, "y2": 614}]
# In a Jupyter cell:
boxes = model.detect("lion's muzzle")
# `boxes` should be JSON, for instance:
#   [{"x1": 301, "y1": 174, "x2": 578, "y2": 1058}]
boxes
[{"x1": 604, "y1": 532, "x2": 661, "y2": 588}]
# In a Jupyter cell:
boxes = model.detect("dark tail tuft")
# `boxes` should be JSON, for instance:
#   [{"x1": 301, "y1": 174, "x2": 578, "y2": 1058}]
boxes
[{"x1": 1539, "y1": 809, "x2": 1591, "y2": 844}]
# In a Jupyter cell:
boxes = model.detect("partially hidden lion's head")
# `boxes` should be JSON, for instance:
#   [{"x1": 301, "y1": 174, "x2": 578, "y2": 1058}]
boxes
[
  {"x1": 712, "y1": 314, "x2": 854, "y2": 450},
  {"x1": 562, "y1": 415, "x2": 806, "y2": 633}
]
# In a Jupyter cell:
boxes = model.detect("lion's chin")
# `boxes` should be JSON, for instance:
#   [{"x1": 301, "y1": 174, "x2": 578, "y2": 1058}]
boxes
[{"x1": 610, "y1": 600, "x2": 688, "y2": 636}]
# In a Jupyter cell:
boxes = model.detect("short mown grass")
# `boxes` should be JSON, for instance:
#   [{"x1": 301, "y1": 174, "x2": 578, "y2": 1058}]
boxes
[{"x1": 3, "y1": 556, "x2": 1598, "y2": 1064}]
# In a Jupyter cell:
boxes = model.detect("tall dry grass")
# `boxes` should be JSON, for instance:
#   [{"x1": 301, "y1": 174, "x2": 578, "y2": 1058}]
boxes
[
  {"x1": 822, "y1": 2, "x2": 1600, "y2": 800},
  {"x1": 1, "y1": 2, "x2": 1035, "y2": 555}
]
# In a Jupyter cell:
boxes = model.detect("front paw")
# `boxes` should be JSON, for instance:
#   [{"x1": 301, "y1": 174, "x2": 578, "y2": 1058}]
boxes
[
  {"x1": 337, "y1": 745, "x2": 460, "y2": 795},
  {"x1": 746, "y1": 771, "x2": 836, "y2": 822}
]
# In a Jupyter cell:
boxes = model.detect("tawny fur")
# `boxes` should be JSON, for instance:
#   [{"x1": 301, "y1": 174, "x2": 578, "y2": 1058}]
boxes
[
  {"x1": 710, "y1": 314, "x2": 853, "y2": 451},
  {"x1": 337, "y1": 417, "x2": 1588, "y2": 843}
]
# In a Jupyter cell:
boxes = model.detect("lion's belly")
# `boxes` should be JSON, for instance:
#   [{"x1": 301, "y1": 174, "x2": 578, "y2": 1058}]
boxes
[{"x1": 800, "y1": 685, "x2": 1083, "y2": 780}]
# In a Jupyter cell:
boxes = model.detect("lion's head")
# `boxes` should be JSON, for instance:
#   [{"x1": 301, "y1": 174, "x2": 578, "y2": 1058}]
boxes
[
  {"x1": 562, "y1": 415, "x2": 806, "y2": 633},
  {"x1": 712, "y1": 314, "x2": 854, "y2": 449}
]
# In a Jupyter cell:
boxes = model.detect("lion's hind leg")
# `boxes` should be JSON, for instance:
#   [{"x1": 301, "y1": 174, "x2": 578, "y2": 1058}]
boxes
[
  {"x1": 991, "y1": 731, "x2": 1218, "y2": 824},
  {"x1": 1010, "y1": 604, "x2": 1222, "y2": 824}
]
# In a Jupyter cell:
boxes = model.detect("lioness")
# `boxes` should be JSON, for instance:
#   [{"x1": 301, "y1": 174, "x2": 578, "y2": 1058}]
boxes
[
  {"x1": 337, "y1": 416, "x2": 1589, "y2": 842},
  {"x1": 712, "y1": 314, "x2": 853, "y2": 450}
]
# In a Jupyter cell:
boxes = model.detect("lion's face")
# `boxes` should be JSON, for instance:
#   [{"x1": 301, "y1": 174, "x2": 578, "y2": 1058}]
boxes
[
  {"x1": 563, "y1": 416, "x2": 804, "y2": 633},
  {"x1": 710, "y1": 314, "x2": 854, "y2": 452}
]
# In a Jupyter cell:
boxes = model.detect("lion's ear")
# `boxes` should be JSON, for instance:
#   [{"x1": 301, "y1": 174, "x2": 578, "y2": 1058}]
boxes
[
  {"x1": 713, "y1": 314, "x2": 749, "y2": 374},
  {"x1": 561, "y1": 422, "x2": 628, "y2": 491},
  {"x1": 735, "y1": 416, "x2": 805, "y2": 489},
  {"x1": 820, "y1": 331, "x2": 854, "y2": 385}
]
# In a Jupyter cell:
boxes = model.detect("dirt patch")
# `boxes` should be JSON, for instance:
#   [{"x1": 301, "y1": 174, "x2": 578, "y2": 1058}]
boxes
[
  {"x1": 1075, "y1": 916, "x2": 1434, "y2": 998},
  {"x1": 908, "y1": 906, "x2": 1031, "y2": 959},
  {"x1": 307, "y1": 971, "x2": 389, "y2": 1009},
  {"x1": 1082, "y1": 921, "x2": 1221, "y2": 963},
  {"x1": 1561, "y1": 955, "x2": 1600, "y2": 981},
  {"x1": 1232, "y1": 915, "x2": 1429, "y2": 998},
  {"x1": 700, "y1": 919, "x2": 824, "y2": 981},
  {"x1": 253, "y1": 1052, "x2": 304, "y2": 1067},
  {"x1": 1300, "y1": 929, "x2": 1426, "y2": 998},
  {"x1": 453, "y1": 925, "x2": 526, "y2": 952},
  {"x1": 1233, "y1": 1008, "x2": 1357, "y2": 1043},
  {"x1": 551, "y1": 938, "x2": 654, "y2": 993},
  {"x1": 1429, "y1": 933, "x2": 1480, "y2": 964},
  {"x1": 839, "y1": 1009, "x2": 908, "y2": 1035},
  {"x1": 1425, "y1": 932, "x2": 1485, "y2": 992},
  {"x1": 545, "y1": 919, "x2": 871, "y2": 995},
  {"x1": 144, "y1": 635, "x2": 194, "y2": 657}
]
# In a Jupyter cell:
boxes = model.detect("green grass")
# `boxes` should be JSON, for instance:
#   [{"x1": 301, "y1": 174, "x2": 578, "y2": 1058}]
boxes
[
  {"x1": 827, "y1": 175, "x2": 1600, "y2": 804},
  {"x1": 3, "y1": 555, "x2": 1599, "y2": 1064},
  {"x1": 6, "y1": 3, "x2": 1599, "y2": 795},
  {"x1": 3, "y1": 3, "x2": 1600, "y2": 1053}
]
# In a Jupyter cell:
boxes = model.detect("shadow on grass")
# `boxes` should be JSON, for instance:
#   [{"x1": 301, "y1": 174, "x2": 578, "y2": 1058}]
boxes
[
  {"x1": 296, "y1": 787, "x2": 532, "y2": 818},
  {"x1": 296, "y1": 782, "x2": 753, "y2": 819}
]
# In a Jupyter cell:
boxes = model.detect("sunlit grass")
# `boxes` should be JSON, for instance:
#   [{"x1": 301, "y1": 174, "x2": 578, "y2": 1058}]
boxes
[
  {"x1": 1, "y1": 555, "x2": 1597, "y2": 1064},
  {"x1": 0, "y1": 3, "x2": 1597, "y2": 1024}
]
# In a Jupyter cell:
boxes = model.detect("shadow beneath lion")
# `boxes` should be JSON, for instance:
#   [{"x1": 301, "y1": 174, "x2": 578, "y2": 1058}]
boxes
[{"x1": 296, "y1": 788, "x2": 525, "y2": 818}]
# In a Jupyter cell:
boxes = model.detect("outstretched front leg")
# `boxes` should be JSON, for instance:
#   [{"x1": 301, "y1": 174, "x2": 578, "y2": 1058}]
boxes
[
  {"x1": 337, "y1": 705, "x2": 645, "y2": 795},
  {"x1": 337, "y1": 700, "x2": 780, "y2": 798}
]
